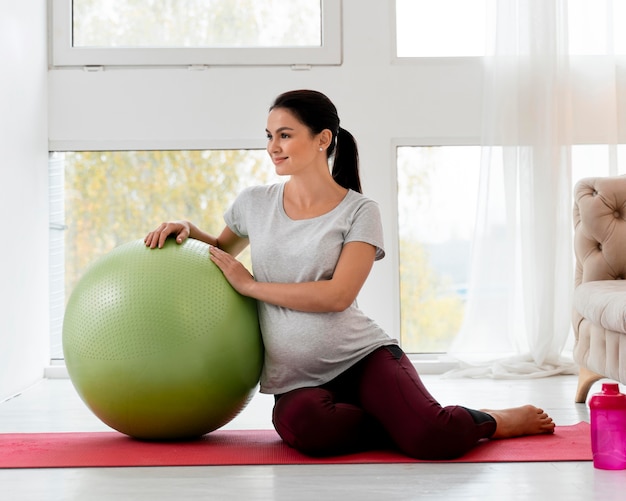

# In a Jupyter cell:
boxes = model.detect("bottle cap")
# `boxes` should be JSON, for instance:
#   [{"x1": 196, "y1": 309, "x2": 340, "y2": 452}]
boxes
[{"x1": 602, "y1": 383, "x2": 620, "y2": 395}]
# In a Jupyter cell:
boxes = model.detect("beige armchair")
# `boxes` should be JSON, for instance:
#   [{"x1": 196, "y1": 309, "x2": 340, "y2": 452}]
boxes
[{"x1": 572, "y1": 176, "x2": 626, "y2": 402}]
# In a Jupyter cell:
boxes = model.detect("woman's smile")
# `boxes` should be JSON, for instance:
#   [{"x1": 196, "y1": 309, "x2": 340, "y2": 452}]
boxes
[{"x1": 272, "y1": 155, "x2": 288, "y2": 165}]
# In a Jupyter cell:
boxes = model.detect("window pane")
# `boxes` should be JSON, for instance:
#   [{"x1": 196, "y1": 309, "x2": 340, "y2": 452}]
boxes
[
  {"x1": 396, "y1": 144, "x2": 626, "y2": 354},
  {"x1": 397, "y1": 146, "x2": 481, "y2": 352},
  {"x1": 569, "y1": 0, "x2": 626, "y2": 55},
  {"x1": 73, "y1": 0, "x2": 322, "y2": 48},
  {"x1": 49, "y1": 149, "x2": 279, "y2": 359},
  {"x1": 572, "y1": 144, "x2": 626, "y2": 180},
  {"x1": 396, "y1": 0, "x2": 626, "y2": 58},
  {"x1": 395, "y1": 0, "x2": 486, "y2": 57}
]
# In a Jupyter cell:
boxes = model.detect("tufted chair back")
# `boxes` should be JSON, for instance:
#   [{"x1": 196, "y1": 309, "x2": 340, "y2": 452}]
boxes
[
  {"x1": 572, "y1": 175, "x2": 626, "y2": 401},
  {"x1": 573, "y1": 176, "x2": 626, "y2": 287}
]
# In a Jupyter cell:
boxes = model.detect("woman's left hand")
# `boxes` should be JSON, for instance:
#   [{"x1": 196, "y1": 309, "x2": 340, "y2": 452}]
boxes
[{"x1": 209, "y1": 245, "x2": 255, "y2": 296}]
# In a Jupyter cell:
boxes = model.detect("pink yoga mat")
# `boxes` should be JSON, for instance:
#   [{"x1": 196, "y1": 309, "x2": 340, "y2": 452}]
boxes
[{"x1": 0, "y1": 423, "x2": 592, "y2": 469}]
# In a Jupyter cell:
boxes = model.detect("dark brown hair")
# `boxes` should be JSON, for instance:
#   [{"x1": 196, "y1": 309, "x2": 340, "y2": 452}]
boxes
[{"x1": 270, "y1": 90, "x2": 362, "y2": 193}]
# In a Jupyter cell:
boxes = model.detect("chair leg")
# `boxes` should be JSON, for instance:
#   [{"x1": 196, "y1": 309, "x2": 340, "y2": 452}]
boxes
[{"x1": 575, "y1": 367, "x2": 604, "y2": 403}]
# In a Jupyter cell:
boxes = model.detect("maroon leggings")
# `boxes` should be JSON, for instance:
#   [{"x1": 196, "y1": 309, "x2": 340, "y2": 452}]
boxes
[{"x1": 271, "y1": 345, "x2": 497, "y2": 460}]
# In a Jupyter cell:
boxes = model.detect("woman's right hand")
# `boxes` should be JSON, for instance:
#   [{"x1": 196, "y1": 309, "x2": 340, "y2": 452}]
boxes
[{"x1": 144, "y1": 220, "x2": 191, "y2": 249}]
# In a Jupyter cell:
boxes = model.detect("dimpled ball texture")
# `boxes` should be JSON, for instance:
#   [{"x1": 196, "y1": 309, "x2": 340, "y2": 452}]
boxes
[{"x1": 62, "y1": 238, "x2": 263, "y2": 440}]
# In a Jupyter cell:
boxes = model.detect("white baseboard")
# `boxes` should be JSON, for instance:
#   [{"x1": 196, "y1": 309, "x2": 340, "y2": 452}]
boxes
[
  {"x1": 44, "y1": 364, "x2": 69, "y2": 379},
  {"x1": 44, "y1": 356, "x2": 458, "y2": 380}
]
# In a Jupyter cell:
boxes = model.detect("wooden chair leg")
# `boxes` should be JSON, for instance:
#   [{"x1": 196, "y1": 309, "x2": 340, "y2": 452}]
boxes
[{"x1": 575, "y1": 366, "x2": 604, "y2": 403}]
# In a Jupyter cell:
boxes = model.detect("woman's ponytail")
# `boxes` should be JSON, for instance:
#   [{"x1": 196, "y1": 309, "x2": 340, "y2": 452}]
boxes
[{"x1": 331, "y1": 127, "x2": 362, "y2": 194}]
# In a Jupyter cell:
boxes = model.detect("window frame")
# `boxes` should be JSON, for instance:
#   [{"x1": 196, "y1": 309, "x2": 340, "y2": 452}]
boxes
[{"x1": 51, "y1": 0, "x2": 342, "y2": 67}]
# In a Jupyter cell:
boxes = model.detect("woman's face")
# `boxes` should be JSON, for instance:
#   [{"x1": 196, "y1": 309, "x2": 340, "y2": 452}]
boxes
[{"x1": 266, "y1": 107, "x2": 325, "y2": 177}]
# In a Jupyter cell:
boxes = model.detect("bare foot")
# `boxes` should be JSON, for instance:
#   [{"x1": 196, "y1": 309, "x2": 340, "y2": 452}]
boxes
[{"x1": 481, "y1": 405, "x2": 555, "y2": 439}]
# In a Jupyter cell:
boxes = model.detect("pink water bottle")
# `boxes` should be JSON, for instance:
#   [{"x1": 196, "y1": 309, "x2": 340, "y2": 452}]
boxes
[{"x1": 589, "y1": 382, "x2": 626, "y2": 470}]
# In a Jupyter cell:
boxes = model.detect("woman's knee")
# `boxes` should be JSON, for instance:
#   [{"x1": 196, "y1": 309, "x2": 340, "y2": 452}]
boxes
[
  {"x1": 272, "y1": 388, "x2": 334, "y2": 453},
  {"x1": 272, "y1": 387, "x2": 374, "y2": 456}
]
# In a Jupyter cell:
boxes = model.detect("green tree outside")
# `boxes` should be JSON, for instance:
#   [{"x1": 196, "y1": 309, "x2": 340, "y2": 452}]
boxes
[
  {"x1": 396, "y1": 146, "x2": 471, "y2": 353},
  {"x1": 64, "y1": 150, "x2": 276, "y2": 294},
  {"x1": 399, "y1": 239, "x2": 464, "y2": 353},
  {"x1": 72, "y1": 0, "x2": 320, "y2": 48},
  {"x1": 62, "y1": 146, "x2": 469, "y2": 354}
]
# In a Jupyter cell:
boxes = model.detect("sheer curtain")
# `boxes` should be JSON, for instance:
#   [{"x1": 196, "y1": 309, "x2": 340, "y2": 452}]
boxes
[{"x1": 446, "y1": 0, "x2": 623, "y2": 378}]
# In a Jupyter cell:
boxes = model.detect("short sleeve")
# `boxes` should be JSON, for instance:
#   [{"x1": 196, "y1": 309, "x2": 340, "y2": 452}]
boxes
[
  {"x1": 345, "y1": 198, "x2": 385, "y2": 261},
  {"x1": 223, "y1": 188, "x2": 251, "y2": 238}
]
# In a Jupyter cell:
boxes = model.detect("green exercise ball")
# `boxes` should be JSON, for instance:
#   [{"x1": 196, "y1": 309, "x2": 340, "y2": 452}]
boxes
[{"x1": 62, "y1": 238, "x2": 263, "y2": 440}]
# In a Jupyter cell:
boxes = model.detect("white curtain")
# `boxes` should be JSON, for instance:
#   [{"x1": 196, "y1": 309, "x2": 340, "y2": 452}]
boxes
[{"x1": 445, "y1": 0, "x2": 625, "y2": 378}]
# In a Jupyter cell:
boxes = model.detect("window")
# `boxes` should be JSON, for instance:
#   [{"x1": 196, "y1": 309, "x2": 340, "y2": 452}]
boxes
[
  {"x1": 52, "y1": 0, "x2": 341, "y2": 66},
  {"x1": 395, "y1": 0, "x2": 487, "y2": 58},
  {"x1": 396, "y1": 146, "x2": 481, "y2": 352},
  {"x1": 395, "y1": 0, "x2": 626, "y2": 58},
  {"x1": 569, "y1": 0, "x2": 626, "y2": 55},
  {"x1": 572, "y1": 144, "x2": 626, "y2": 179},
  {"x1": 49, "y1": 149, "x2": 279, "y2": 359},
  {"x1": 396, "y1": 144, "x2": 626, "y2": 353}
]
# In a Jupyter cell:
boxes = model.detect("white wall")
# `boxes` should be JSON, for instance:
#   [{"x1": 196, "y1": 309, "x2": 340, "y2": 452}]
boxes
[
  {"x1": 4, "y1": 1, "x2": 620, "y2": 397},
  {"x1": 0, "y1": 1, "x2": 49, "y2": 400},
  {"x1": 48, "y1": 1, "x2": 485, "y2": 341}
]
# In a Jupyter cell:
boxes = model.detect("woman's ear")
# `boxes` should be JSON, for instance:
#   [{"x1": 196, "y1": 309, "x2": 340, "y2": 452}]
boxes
[{"x1": 318, "y1": 129, "x2": 333, "y2": 150}]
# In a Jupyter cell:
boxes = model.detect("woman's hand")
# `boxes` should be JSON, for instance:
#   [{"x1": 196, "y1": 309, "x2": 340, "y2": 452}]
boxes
[
  {"x1": 144, "y1": 220, "x2": 191, "y2": 249},
  {"x1": 209, "y1": 245, "x2": 255, "y2": 296},
  {"x1": 212, "y1": 241, "x2": 375, "y2": 312}
]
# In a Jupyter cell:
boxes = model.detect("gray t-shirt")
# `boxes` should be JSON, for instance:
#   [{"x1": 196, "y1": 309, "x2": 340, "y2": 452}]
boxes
[{"x1": 224, "y1": 183, "x2": 398, "y2": 394}]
